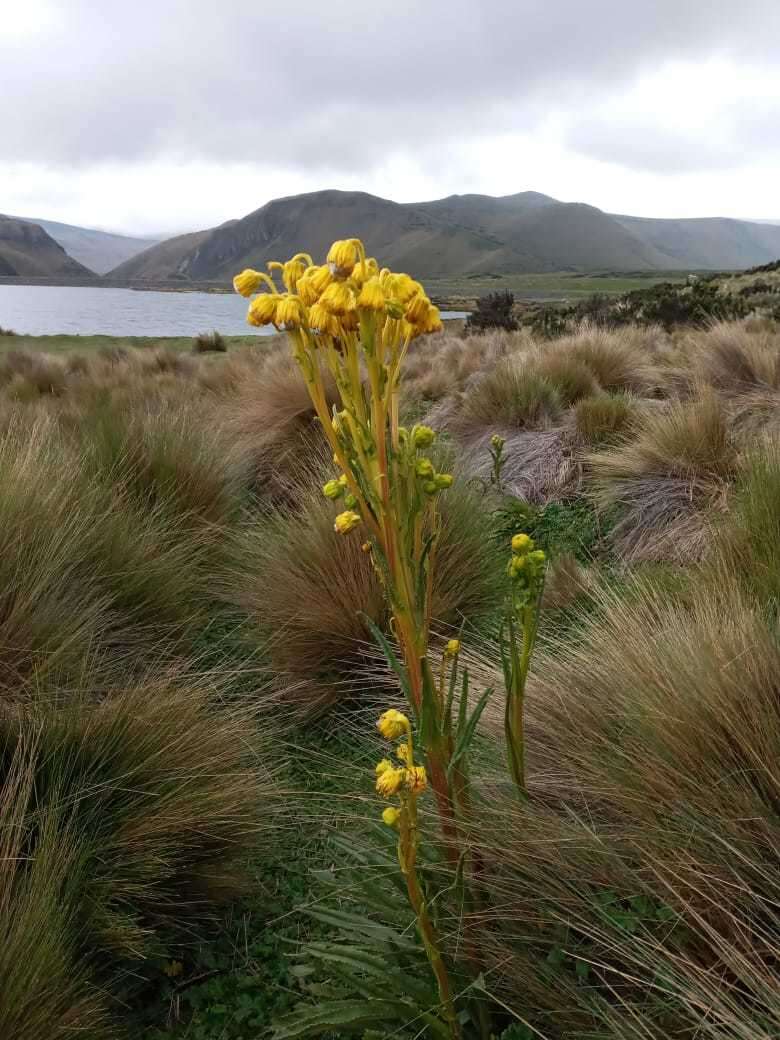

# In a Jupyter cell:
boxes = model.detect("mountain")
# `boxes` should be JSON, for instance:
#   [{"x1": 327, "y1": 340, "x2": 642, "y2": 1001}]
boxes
[
  {"x1": 8, "y1": 216, "x2": 159, "y2": 275},
  {"x1": 107, "y1": 190, "x2": 780, "y2": 283},
  {"x1": 0, "y1": 215, "x2": 94, "y2": 278}
]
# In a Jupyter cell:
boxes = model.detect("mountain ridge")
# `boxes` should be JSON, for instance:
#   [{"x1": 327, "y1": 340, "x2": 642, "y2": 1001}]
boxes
[
  {"x1": 7, "y1": 216, "x2": 159, "y2": 275},
  {"x1": 0, "y1": 215, "x2": 94, "y2": 279},
  {"x1": 111, "y1": 189, "x2": 780, "y2": 283}
]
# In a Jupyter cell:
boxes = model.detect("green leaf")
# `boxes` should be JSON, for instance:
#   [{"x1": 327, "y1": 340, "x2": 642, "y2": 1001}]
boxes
[
  {"x1": 361, "y1": 614, "x2": 411, "y2": 703},
  {"x1": 270, "y1": 998, "x2": 409, "y2": 1039},
  {"x1": 449, "y1": 688, "x2": 492, "y2": 778}
]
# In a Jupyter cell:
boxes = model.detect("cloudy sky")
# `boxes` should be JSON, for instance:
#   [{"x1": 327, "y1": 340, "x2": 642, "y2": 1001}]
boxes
[{"x1": 2, "y1": 0, "x2": 779, "y2": 237}]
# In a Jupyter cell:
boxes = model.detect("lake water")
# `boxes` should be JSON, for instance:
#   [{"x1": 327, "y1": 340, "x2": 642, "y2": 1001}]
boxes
[{"x1": 0, "y1": 284, "x2": 468, "y2": 337}]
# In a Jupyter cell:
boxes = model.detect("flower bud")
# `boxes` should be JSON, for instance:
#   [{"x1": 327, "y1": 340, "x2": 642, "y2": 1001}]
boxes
[
  {"x1": 445, "y1": 639, "x2": 460, "y2": 657},
  {"x1": 344, "y1": 493, "x2": 357, "y2": 509},
  {"x1": 412, "y1": 425, "x2": 436, "y2": 449},
  {"x1": 406, "y1": 765, "x2": 427, "y2": 794},
  {"x1": 434, "y1": 473, "x2": 453, "y2": 489},
  {"x1": 422, "y1": 480, "x2": 438, "y2": 495},
  {"x1": 322, "y1": 479, "x2": 344, "y2": 500},
  {"x1": 415, "y1": 457, "x2": 434, "y2": 479},
  {"x1": 491, "y1": 433, "x2": 505, "y2": 450},
  {"x1": 511, "y1": 533, "x2": 533, "y2": 555},
  {"x1": 334, "y1": 510, "x2": 361, "y2": 535},
  {"x1": 382, "y1": 806, "x2": 401, "y2": 827}
]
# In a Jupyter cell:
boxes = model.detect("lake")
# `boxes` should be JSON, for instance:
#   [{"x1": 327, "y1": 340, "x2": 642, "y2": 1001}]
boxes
[{"x1": 0, "y1": 284, "x2": 468, "y2": 337}]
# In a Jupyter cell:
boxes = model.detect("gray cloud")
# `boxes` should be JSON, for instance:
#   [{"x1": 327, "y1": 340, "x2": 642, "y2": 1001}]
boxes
[{"x1": 2, "y1": 0, "x2": 779, "y2": 176}]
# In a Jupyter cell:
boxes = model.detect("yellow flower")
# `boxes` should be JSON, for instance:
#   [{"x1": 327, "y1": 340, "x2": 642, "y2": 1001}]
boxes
[
  {"x1": 376, "y1": 766, "x2": 406, "y2": 797},
  {"x1": 375, "y1": 758, "x2": 394, "y2": 776},
  {"x1": 405, "y1": 293, "x2": 432, "y2": 325},
  {"x1": 445, "y1": 639, "x2": 460, "y2": 657},
  {"x1": 351, "y1": 256, "x2": 379, "y2": 285},
  {"x1": 383, "y1": 272, "x2": 422, "y2": 304},
  {"x1": 298, "y1": 264, "x2": 333, "y2": 305},
  {"x1": 308, "y1": 303, "x2": 341, "y2": 337},
  {"x1": 418, "y1": 304, "x2": 443, "y2": 335},
  {"x1": 269, "y1": 255, "x2": 311, "y2": 293},
  {"x1": 382, "y1": 806, "x2": 401, "y2": 827},
  {"x1": 396, "y1": 742, "x2": 411, "y2": 763},
  {"x1": 406, "y1": 765, "x2": 427, "y2": 794},
  {"x1": 511, "y1": 533, "x2": 533, "y2": 555},
  {"x1": 247, "y1": 293, "x2": 279, "y2": 327},
  {"x1": 357, "y1": 276, "x2": 387, "y2": 312},
  {"x1": 334, "y1": 510, "x2": 361, "y2": 535},
  {"x1": 233, "y1": 268, "x2": 267, "y2": 298},
  {"x1": 377, "y1": 708, "x2": 410, "y2": 740},
  {"x1": 322, "y1": 479, "x2": 344, "y2": 500},
  {"x1": 319, "y1": 281, "x2": 357, "y2": 316},
  {"x1": 412, "y1": 425, "x2": 436, "y2": 449},
  {"x1": 275, "y1": 294, "x2": 308, "y2": 329},
  {"x1": 327, "y1": 238, "x2": 359, "y2": 277},
  {"x1": 491, "y1": 434, "x2": 505, "y2": 450}
]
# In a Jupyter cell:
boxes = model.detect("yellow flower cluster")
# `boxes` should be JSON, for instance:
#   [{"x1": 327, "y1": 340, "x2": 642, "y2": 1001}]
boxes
[
  {"x1": 234, "y1": 238, "x2": 443, "y2": 341},
  {"x1": 374, "y1": 709, "x2": 427, "y2": 816},
  {"x1": 507, "y1": 533, "x2": 546, "y2": 590}
]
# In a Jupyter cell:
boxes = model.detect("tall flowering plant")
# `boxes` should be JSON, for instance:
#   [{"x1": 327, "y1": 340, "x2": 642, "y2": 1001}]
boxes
[{"x1": 235, "y1": 241, "x2": 466, "y2": 833}]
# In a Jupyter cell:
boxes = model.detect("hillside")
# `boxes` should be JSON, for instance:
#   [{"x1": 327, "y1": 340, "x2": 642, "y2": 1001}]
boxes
[
  {"x1": 107, "y1": 189, "x2": 780, "y2": 283},
  {"x1": 8, "y1": 216, "x2": 159, "y2": 275},
  {"x1": 0, "y1": 215, "x2": 94, "y2": 278}
]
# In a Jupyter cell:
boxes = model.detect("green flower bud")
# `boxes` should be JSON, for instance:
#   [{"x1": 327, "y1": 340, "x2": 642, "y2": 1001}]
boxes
[
  {"x1": 344, "y1": 493, "x2": 358, "y2": 508},
  {"x1": 412, "y1": 425, "x2": 436, "y2": 449},
  {"x1": 422, "y1": 480, "x2": 439, "y2": 495},
  {"x1": 323, "y1": 479, "x2": 344, "y2": 500},
  {"x1": 415, "y1": 457, "x2": 435, "y2": 479},
  {"x1": 434, "y1": 473, "x2": 453, "y2": 489}
]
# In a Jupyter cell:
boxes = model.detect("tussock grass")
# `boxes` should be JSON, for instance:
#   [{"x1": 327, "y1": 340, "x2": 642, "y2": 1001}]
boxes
[
  {"x1": 533, "y1": 350, "x2": 599, "y2": 406},
  {"x1": 231, "y1": 466, "x2": 503, "y2": 712},
  {"x1": 588, "y1": 394, "x2": 735, "y2": 561},
  {"x1": 561, "y1": 325, "x2": 662, "y2": 394},
  {"x1": 222, "y1": 352, "x2": 340, "y2": 501},
  {"x1": 0, "y1": 669, "x2": 275, "y2": 1038},
  {"x1": 574, "y1": 392, "x2": 635, "y2": 445},
  {"x1": 454, "y1": 358, "x2": 563, "y2": 433},
  {"x1": 470, "y1": 577, "x2": 780, "y2": 1038},
  {"x1": 193, "y1": 329, "x2": 227, "y2": 353}
]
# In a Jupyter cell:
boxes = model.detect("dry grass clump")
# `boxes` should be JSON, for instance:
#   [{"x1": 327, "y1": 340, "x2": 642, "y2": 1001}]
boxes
[
  {"x1": 454, "y1": 357, "x2": 563, "y2": 433},
  {"x1": 192, "y1": 329, "x2": 227, "y2": 353},
  {"x1": 558, "y1": 324, "x2": 662, "y2": 394},
  {"x1": 222, "y1": 352, "x2": 340, "y2": 501},
  {"x1": 470, "y1": 578, "x2": 780, "y2": 1038},
  {"x1": 0, "y1": 414, "x2": 223, "y2": 692},
  {"x1": 533, "y1": 350, "x2": 599, "y2": 406},
  {"x1": 574, "y1": 392, "x2": 635, "y2": 445},
  {"x1": 688, "y1": 320, "x2": 780, "y2": 393},
  {"x1": 587, "y1": 394, "x2": 736, "y2": 561},
  {"x1": 231, "y1": 469, "x2": 503, "y2": 712},
  {"x1": 0, "y1": 670, "x2": 275, "y2": 1038}
]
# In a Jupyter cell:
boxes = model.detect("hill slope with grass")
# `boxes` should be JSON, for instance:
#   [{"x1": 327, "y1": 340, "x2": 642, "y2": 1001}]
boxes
[
  {"x1": 8, "y1": 215, "x2": 160, "y2": 274},
  {"x1": 107, "y1": 189, "x2": 780, "y2": 283},
  {"x1": 0, "y1": 215, "x2": 95, "y2": 278}
]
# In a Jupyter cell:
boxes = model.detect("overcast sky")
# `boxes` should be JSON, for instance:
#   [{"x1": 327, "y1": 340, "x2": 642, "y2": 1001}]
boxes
[{"x1": 2, "y1": 0, "x2": 779, "y2": 237}]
